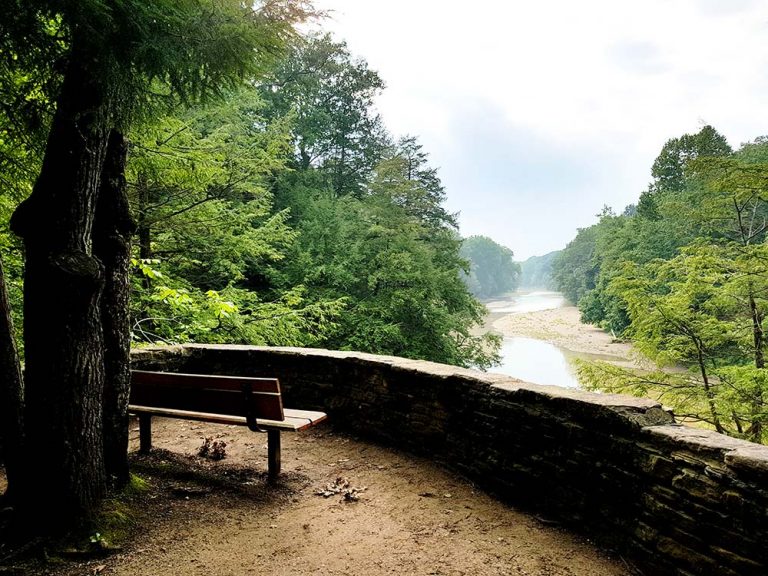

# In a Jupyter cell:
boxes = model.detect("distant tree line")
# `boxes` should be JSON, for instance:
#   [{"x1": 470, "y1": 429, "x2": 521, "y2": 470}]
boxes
[
  {"x1": 460, "y1": 236, "x2": 520, "y2": 299},
  {"x1": 519, "y1": 251, "x2": 559, "y2": 290}
]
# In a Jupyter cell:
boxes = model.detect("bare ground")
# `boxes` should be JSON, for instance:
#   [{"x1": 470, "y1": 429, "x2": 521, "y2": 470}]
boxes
[
  {"x1": 0, "y1": 418, "x2": 635, "y2": 575},
  {"x1": 3, "y1": 417, "x2": 630, "y2": 576}
]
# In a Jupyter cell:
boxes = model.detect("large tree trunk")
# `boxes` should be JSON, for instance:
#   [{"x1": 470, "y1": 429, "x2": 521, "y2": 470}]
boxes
[
  {"x1": 0, "y1": 256, "x2": 24, "y2": 502},
  {"x1": 94, "y1": 130, "x2": 135, "y2": 487},
  {"x1": 9, "y1": 52, "x2": 109, "y2": 532}
]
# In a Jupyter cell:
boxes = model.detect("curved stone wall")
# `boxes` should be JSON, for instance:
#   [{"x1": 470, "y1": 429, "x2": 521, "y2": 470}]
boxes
[{"x1": 132, "y1": 344, "x2": 768, "y2": 576}]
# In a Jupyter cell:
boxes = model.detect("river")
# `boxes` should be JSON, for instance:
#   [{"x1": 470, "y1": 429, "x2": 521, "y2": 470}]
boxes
[{"x1": 485, "y1": 291, "x2": 581, "y2": 388}]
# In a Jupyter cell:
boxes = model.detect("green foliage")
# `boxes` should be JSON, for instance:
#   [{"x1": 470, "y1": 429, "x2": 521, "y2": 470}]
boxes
[
  {"x1": 518, "y1": 251, "x2": 559, "y2": 290},
  {"x1": 561, "y1": 127, "x2": 768, "y2": 443},
  {"x1": 131, "y1": 257, "x2": 345, "y2": 347},
  {"x1": 649, "y1": 124, "x2": 732, "y2": 195},
  {"x1": 261, "y1": 33, "x2": 389, "y2": 197},
  {"x1": 256, "y1": 43, "x2": 499, "y2": 369},
  {"x1": 460, "y1": 236, "x2": 520, "y2": 299},
  {"x1": 552, "y1": 225, "x2": 598, "y2": 305},
  {"x1": 125, "y1": 57, "x2": 497, "y2": 367},
  {"x1": 580, "y1": 241, "x2": 768, "y2": 441},
  {"x1": 278, "y1": 184, "x2": 499, "y2": 369},
  {"x1": 4, "y1": 0, "x2": 314, "y2": 115},
  {"x1": 370, "y1": 136, "x2": 457, "y2": 229},
  {"x1": 128, "y1": 89, "x2": 296, "y2": 286}
]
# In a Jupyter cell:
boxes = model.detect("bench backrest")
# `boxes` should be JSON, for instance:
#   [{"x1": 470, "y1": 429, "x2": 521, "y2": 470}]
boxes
[{"x1": 130, "y1": 370, "x2": 284, "y2": 421}]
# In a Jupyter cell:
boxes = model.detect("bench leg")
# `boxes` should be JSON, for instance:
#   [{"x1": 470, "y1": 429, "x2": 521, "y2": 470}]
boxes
[
  {"x1": 139, "y1": 414, "x2": 153, "y2": 454},
  {"x1": 267, "y1": 429, "x2": 281, "y2": 482}
]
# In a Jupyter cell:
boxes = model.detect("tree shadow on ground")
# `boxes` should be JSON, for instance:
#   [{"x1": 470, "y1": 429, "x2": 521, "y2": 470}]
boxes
[{"x1": 0, "y1": 450, "x2": 304, "y2": 576}]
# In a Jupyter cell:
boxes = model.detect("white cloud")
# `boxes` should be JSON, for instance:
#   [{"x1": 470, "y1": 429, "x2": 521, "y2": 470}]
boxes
[{"x1": 311, "y1": 0, "x2": 768, "y2": 258}]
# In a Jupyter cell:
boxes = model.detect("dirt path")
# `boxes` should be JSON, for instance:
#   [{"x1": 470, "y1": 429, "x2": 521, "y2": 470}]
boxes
[{"x1": 34, "y1": 418, "x2": 631, "y2": 576}]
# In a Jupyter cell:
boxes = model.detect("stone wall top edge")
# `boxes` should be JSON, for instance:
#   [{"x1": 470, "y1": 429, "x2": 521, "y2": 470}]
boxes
[
  {"x1": 492, "y1": 380, "x2": 664, "y2": 410},
  {"x1": 176, "y1": 343, "x2": 500, "y2": 380},
  {"x1": 131, "y1": 345, "x2": 188, "y2": 358},
  {"x1": 644, "y1": 424, "x2": 768, "y2": 471},
  {"x1": 148, "y1": 344, "x2": 667, "y2": 411}
]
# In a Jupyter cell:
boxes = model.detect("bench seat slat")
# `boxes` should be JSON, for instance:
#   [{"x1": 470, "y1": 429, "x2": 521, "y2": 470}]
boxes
[
  {"x1": 129, "y1": 405, "x2": 327, "y2": 432},
  {"x1": 283, "y1": 408, "x2": 328, "y2": 430}
]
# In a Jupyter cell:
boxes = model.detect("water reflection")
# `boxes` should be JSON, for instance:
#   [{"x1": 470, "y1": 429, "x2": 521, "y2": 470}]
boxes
[
  {"x1": 485, "y1": 291, "x2": 565, "y2": 314},
  {"x1": 487, "y1": 291, "x2": 579, "y2": 388},
  {"x1": 491, "y1": 337, "x2": 580, "y2": 388}
]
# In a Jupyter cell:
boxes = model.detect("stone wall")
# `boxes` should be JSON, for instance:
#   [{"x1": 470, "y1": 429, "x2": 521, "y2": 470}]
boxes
[{"x1": 132, "y1": 344, "x2": 768, "y2": 576}]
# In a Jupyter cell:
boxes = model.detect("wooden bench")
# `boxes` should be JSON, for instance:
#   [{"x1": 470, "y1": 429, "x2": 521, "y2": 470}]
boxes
[{"x1": 129, "y1": 370, "x2": 327, "y2": 481}]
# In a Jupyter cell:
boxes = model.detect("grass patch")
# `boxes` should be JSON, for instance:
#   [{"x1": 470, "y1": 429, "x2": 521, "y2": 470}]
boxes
[{"x1": 91, "y1": 473, "x2": 151, "y2": 548}]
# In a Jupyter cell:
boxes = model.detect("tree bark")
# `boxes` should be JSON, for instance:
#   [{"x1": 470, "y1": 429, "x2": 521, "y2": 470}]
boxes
[
  {"x1": 94, "y1": 130, "x2": 136, "y2": 487},
  {"x1": 694, "y1": 340, "x2": 724, "y2": 435},
  {"x1": 748, "y1": 291, "x2": 764, "y2": 443},
  {"x1": 0, "y1": 256, "x2": 24, "y2": 502},
  {"x1": 9, "y1": 52, "x2": 109, "y2": 531}
]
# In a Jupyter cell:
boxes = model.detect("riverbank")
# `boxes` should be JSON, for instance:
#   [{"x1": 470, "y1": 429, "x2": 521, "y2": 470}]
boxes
[{"x1": 491, "y1": 302, "x2": 639, "y2": 370}]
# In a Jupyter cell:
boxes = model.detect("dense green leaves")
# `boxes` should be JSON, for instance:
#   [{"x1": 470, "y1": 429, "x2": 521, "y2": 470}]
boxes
[
  {"x1": 558, "y1": 126, "x2": 768, "y2": 443},
  {"x1": 272, "y1": 145, "x2": 500, "y2": 368},
  {"x1": 122, "y1": 30, "x2": 499, "y2": 369},
  {"x1": 132, "y1": 258, "x2": 344, "y2": 346},
  {"x1": 460, "y1": 236, "x2": 520, "y2": 299},
  {"x1": 261, "y1": 34, "x2": 388, "y2": 197},
  {"x1": 0, "y1": 0, "x2": 314, "y2": 129}
]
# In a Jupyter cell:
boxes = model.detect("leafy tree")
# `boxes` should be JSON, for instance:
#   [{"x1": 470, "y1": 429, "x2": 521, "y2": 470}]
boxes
[
  {"x1": 271, "y1": 135, "x2": 499, "y2": 368},
  {"x1": 460, "y1": 236, "x2": 520, "y2": 299},
  {"x1": 555, "y1": 129, "x2": 736, "y2": 334},
  {"x1": 259, "y1": 42, "x2": 498, "y2": 369},
  {"x1": 637, "y1": 125, "x2": 732, "y2": 219},
  {"x1": 581, "y1": 241, "x2": 768, "y2": 442},
  {"x1": 552, "y1": 225, "x2": 599, "y2": 305},
  {"x1": 126, "y1": 86, "x2": 353, "y2": 350},
  {"x1": 650, "y1": 125, "x2": 732, "y2": 194},
  {"x1": 261, "y1": 34, "x2": 389, "y2": 197},
  {"x1": 550, "y1": 124, "x2": 768, "y2": 442},
  {"x1": 576, "y1": 146, "x2": 768, "y2": 443},
  {"x1": 132, "y1": 258, "x2": 344, "y2": 347},
  {"x1": 128, "y1": 89, "x2": 295, "y2": 287},
  {"x1": 287, "y1": 191, "x2": 499, "y2": 368},
  {"x1": 0, "y1": 0, "x2": 311, "y2": 532},
  {"x1": 370, "y1": 136, "x2": 457, "y2": 229}
]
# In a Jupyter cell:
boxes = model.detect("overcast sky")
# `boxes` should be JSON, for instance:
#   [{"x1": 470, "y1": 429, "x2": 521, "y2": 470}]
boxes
[{"x1": 310, "y1": 0, "x2": 768, "y2": 260}]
